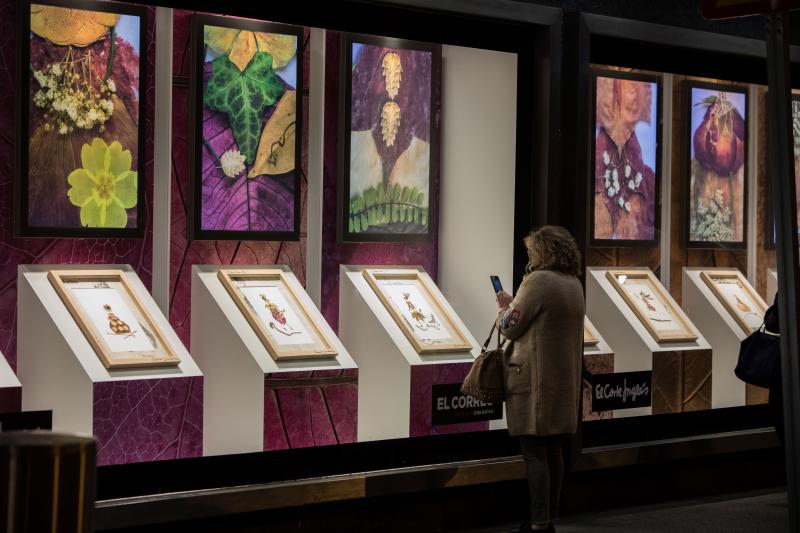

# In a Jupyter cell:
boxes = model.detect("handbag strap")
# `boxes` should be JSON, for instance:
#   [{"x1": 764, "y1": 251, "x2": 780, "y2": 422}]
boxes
[{"x1": 482, "y1": 321, "x2": 507, "y2": 351}]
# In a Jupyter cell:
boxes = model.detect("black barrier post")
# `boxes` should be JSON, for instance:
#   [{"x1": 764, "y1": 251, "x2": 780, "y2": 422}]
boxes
[{"x1": 766, "y1": 11, "x2": 800, "y2": 532}]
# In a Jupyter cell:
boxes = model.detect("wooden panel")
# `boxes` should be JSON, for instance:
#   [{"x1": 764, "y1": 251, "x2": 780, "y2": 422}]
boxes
[{"x1": 582, "y1": 353, "x2": 614, "y2": 421}]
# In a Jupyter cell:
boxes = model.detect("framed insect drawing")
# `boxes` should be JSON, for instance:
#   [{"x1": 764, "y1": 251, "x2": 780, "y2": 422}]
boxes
[
  {"x1": 48, "y1": 270, "x2": 181, "y2": 369},
  {"x1": 217, "y1": 269, "x2": 337, "y2": 361},
  {"x1": 605, "y1": 269, "x2": 698, "y2": 343},
  {"x1": 362, "y1": 269, "x2": 472, "y2": 354},
  {"x1": 700, "y1": 270, "x2": 767, "y2": 335}
]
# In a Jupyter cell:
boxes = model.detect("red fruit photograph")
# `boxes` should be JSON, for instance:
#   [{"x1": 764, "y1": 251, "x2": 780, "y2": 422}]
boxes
[{"x1": 687, "y1": 82, "x2": 747, "y2": 247}]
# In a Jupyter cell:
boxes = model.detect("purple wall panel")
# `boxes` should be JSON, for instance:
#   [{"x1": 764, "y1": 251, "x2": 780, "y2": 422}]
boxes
[
  {"x1": 263, "y1": 373, "x2": 358, "y2": 451},
  {"x1": 324, "y1": 383, "x2": 358, "y2": 443},
  {"x1": 0, "y1": 0, "x2": 155, "y2": 374},
  {"x1": 264, "y1": 389, "x2": 290, "y2": 451},
  {"x1": 409, "y1": 363, "x2": 489, "y2": 437},
  {"x1": 0, "y1": 387, "x2": 22, "y2": 414},
  {"x1": 94, "y1": 377, "x2": 203, "y2": 466},
  {"x1": 320, "y1": 31, "x2": 439, "y2": 332}
]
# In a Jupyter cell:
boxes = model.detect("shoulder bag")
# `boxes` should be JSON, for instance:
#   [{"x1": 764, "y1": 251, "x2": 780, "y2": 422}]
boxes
[
  {"x1": 461, "y1": 322, "x2": 506, "y2": 403},
  {"x1": 735, "y1": 323, "x2": 780, "y2": 389}
]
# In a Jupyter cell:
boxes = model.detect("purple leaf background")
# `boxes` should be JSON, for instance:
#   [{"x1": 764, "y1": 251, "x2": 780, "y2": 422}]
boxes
[{"x1": 200, "y1": 59, "x2": 296, "y2": 232}]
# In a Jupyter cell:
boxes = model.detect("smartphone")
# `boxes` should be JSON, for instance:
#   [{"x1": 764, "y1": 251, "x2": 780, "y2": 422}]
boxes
[{"x1": 490, "y1": 275, "x2": 503, "y2": 294}]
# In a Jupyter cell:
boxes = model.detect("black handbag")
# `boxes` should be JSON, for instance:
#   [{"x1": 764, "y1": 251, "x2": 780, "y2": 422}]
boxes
[
  {"x1": 735, "y1": 325, "x2": 780, "y2": 389},
  {"x1": 461, "y1": 323, "x2": 506, "y2": 403}
]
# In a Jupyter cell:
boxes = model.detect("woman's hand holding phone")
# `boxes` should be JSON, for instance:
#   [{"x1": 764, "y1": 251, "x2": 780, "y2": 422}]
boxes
[{"x1": 496, "y1": 290, "x2": 512, "y2": 309}]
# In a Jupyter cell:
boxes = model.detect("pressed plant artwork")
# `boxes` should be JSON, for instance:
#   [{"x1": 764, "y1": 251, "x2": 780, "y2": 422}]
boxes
[
  {"x1": 190, "y1": 15, "x2": 302, "y2": 240},
  {"x1": 591, "y1": 70, "x2": 660, "y2": 245},
  {"x1": 341, "y1": 35, "x2": 439, "y2": 242},
  {"x1": 687, "y1": 83, "x2": 747, "y2": 247},
  {"x1": 19, "y1": 1, "x2": 145, "y2": 236},
  {"x1": 217, "y1": 269, "x2": 338, "y2": 361}
]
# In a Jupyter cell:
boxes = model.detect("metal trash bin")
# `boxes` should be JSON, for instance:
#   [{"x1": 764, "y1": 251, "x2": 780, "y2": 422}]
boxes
[{"x1": 0, "y1": 431, "x2": 95, "y2": 533}]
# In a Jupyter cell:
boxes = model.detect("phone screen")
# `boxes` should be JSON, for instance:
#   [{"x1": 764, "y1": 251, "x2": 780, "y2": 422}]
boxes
[{"x1": 490, "y1": 275, "x2": 503, "y2": 294}]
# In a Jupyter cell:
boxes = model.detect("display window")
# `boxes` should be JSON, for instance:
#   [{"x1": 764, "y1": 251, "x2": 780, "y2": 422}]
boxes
[
  {"x1": 2, "y1": 0, "x2": 789, "y2": 516},
  {"x1": 582, "y1": 50, "x2": 776, "y2": 447}
]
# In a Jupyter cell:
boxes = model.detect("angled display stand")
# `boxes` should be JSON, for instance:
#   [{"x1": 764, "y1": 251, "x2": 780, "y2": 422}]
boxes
[
  {"x1": 192, "y1": 265, "x2": 357, "y2": 456},
  {"x1": 340, "y1": 265, "x2": 501, "y2": 442},
  {"x1": 18, "y1": 265, "x2": 202, "y2": 465},
  {"x1": 582, "y1": 317, "x2": 614, "y2": 421},
  {"x1": 683, "y1": 268, "x2": 768, "y2": 407},
  {"x1": 586, "y1": 267, "x2": 712, "y2": 418},
  {"x1": 0, "y1": 350, "x2": 21, "y2": 414},
  {"x1": 767, "y1": 267, "x2": 777, "y2": 303}
]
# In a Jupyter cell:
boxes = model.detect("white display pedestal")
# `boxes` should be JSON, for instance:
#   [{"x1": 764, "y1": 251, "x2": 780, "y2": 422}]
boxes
[
  {"x1": 586, "y1": 267, "x2": 712, "y2": 418},
  {"x1": 192, "y1": 265, "x2": 357, "y2": 456},
  {"x1": 682, "y1": 268, "x2": 765, "y2": 408},
  {"x1": 18, "y1": 265, "x2": 201, "y2": 437},
  {"x1": 340, "y1": 265, "x2": 498, "y2": 442},
  {"x1": 767, "y1": 268, "x2": 777, "y2": 303},
  {"x1": 582, "y1": 317, "x2": 614, "y2": 421}
]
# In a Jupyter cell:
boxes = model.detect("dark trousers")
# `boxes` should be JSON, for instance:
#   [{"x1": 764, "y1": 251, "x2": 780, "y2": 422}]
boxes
[{"x1": 519, "y1": 435, "x2": 565, "y2": 525}]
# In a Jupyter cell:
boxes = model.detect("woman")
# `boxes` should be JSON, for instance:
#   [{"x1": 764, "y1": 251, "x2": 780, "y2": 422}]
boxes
[{"x1": 496, "y1": 226, "x2": 585, "y2": 532}]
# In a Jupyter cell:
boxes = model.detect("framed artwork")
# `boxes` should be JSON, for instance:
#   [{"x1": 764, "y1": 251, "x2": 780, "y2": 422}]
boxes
[
  {"x1": 684, "y1": 81, "x2": 748, "y2": 249},
  {"x1": 48, "y1": 270, "x2": 180, "y2": 369},
  {"x1": 606, "y1": 270, "x2": 698, "y2": 343},
  {"x1": 217, "y1": 269, "x2": 337, "y2": 361},
  {"x1": 189, "y1": 15, "x2": 303, "y2": 240},
  {"x1": 16, "y1": 0, "x2": 146, "y2": 238},
  {"x1": 763, "y1": 93, "x2": 800, "y2": 248},
  {"x1": 590, "y1": 68, "x2": 661, "y2": 247},
  {"x1": 362, "y1": 269, "x2": 472, "y2": 354},
  {"x1": 339, "y1": 34, "x2": 441, "y2": 243},
  {"x1": 583, "y1": 318, "x2": 600, "y2": 347},
  {"x1": 700, "y1": 270, "x2": 767, "y2": 334}
]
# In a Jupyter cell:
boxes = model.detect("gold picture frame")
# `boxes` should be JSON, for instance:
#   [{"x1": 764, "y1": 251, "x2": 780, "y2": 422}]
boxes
[
  {"x1": 217, "y1": 269, "x2": 338, "y2": 361},
  {"x1": 584, "y1": 318, "x2": 600, "y2": 346},
  {"x1": 700, "y1": 270, "x2": 767, "y2": 335},
  {"x1": 362, "y1": 269, "x2": 473, "y2": 354},
  {"x1": 48, "y1": 270, "x2": 181, "y2": 369},
  {"x1": 605, "y1": 269, "x2": 698, "y2": 343}
]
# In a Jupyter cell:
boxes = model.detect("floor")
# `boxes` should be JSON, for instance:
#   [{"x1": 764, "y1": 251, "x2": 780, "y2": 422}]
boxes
[{"x1": 469, "y1": 491, "x2": 789, "y2": 533}]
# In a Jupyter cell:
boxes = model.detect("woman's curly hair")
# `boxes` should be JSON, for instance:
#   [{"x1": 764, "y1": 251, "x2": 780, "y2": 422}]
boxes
[{"x1": 524, "y1": 225, "x2": 582, "y2": 277}]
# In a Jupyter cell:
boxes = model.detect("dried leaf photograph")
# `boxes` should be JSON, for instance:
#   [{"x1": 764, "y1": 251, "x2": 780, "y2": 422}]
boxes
[
  {"x1": 592, "y1": 70, "x2": 660, "y2": 245},
  {"x1": 190, "y1": 15, "x2": 302, "y2": 239},
  {"x1": 341, "y1": 35, "x2": 439, "y2": 242}
]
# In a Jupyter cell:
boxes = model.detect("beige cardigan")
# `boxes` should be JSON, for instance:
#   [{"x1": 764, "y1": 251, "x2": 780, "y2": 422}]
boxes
[{"x1": 498, "y1": 270, "x2": 584, "y2": 436}]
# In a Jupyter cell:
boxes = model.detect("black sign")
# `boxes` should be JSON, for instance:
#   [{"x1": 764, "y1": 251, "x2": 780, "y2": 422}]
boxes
[
  {"x1": 431, "y1": 384, "x2": 503, "y2": 426},
  {"x1": 591, "y1": 371, "x2": 652, "y2": 412},
  {"x1": 0, "y1": 410, "x2": 52, "y2": 432}
]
